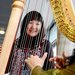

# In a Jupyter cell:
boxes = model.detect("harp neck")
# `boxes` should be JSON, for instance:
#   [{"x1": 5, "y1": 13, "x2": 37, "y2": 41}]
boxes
[{"x1": 0, "y1": 0, "x2": 25, "y2": 75}]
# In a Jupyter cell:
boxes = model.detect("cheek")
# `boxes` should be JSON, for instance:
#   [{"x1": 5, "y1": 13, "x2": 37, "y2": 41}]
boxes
[
  {"x1": 26, "y1": 25, "x2": 31, "y2": 31},
  {"x1": 27, "y1": 24, "x2": 30, "y2": 29}
]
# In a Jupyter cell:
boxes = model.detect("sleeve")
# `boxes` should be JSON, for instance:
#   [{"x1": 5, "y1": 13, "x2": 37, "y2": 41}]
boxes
[
  {"x1": 32, "y1": 66, "x2": 61, "y2": 75},
  {"x1": 32, "y1": 66, "x2": 74, "y2": 75},
  {"x1": 43, "y1": 40, "x2": 54, "y2": 70},
  {"x1": 32, "y1": 63, "x2": 75, "y2": 75},
  {"x1": 32, "y1": 66, "x2": 48, "y2": 75}
]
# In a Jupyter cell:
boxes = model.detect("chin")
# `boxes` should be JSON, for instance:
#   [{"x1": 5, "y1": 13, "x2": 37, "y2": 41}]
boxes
[
  {"x1": 29, "y1": 33, "x2": 38, "y2": 37},
  {"x1": 28, "y1": 34, "x2": 36, "y2": 37},
  {"x1": 30, "y1": 35, "x2": 36, "y2": 37}
]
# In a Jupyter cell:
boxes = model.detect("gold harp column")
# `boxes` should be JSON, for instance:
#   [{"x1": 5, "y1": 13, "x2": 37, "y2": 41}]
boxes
[
  {"x1": 0, "y1": 0, "x2": 25, "y2": 75},
  {"x1": 50, "y1": 0, "x2": 75, "y2": 42},
  {"x1": 49, "y1": 0, "x2": 75, "y2": 56}
]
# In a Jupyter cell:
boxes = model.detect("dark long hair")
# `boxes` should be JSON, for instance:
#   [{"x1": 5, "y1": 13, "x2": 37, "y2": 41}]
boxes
[{"x1": 17, "y1": 11, "x2": 45, "y2": 49}]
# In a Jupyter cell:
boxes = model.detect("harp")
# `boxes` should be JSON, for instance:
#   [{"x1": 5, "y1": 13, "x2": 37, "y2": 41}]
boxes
[
  {"x1": 50, "y1": 0, "x2": 75, "y2": 56},
  {"x1": 0, "y1": 0, "x2": 75, "y2": 75},
  {"x1": 50, "y1": 0, "x2": 75, "y2": 42},
  {"x1": 0, "y1": 0, "x2": 52, "y2": 74},
  {"x1": 0, "y1": 0, "x2": 25, "y2": 75}
]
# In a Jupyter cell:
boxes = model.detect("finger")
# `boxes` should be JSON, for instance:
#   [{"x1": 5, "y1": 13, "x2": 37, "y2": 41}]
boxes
[
  {"x1": 42, "y1": 52, "x2": 47, "y2": 61},
  {"x1": 28, "y1": 57, "x2": 30, "y2": 60},
  {"x1": 30, "y1": 55, "x2": 34, "y2": 58},
  {"x1": 25, "y1": 59, "x2": 33, "y2": 70},
  {"x1": 49, "y1": 57, "x2": 54, "y2": 62},
  {"x1": 25, "y1": 57, "x2": 30, "y2": 63},
  {"x1": 55, "y1": 62, "x2": 62, "y2": 69},
  {"x1": 25, "y1": 59, "x2": 28, "y2": 63},
  {"x1": 49, "y1": 57, "x2": 59, "y2": 62}
]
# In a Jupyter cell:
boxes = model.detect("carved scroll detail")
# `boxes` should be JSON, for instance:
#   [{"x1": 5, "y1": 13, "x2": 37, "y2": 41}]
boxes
[{"x1": 50, "y1": 0, "x2": 75, "y2": 42}]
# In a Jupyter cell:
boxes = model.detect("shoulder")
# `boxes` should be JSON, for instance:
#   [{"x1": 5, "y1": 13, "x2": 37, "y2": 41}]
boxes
[
  {"x1": 41, "y1": 39, "x2": 52, "y2": 51},
  {"x1": 42, "y1": 39, "x2": 51, "y2": 44},
  {"x1": 43, "y1": 39, "x2": 52, "y2": 47}
]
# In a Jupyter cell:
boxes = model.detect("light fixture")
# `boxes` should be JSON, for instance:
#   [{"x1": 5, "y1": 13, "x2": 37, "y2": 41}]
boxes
[
  {"x1": 0, "y1": 30, "x2": 5, "y2": 34},
  {"x1": 0, "y1": 27, "x2": 5, "y2": 35}
]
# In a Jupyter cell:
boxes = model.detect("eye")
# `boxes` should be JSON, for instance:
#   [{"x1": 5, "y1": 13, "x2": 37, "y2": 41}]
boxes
[
  {"x1": 36, "y1": 23, "x2": 40, "y2": 25},
  {"x1": 29, "y1": 21, "x2": 33, "y2": 24}
]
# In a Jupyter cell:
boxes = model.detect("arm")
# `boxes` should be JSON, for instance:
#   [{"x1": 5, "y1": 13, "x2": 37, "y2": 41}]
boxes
[
  {"x1": 32, "y1": 66, "x2": 48, "y2": 75},
  {"x1": 25, "y1": 53, "x2": 58, "y2": 75},
  {"x1": 5, "y1": 39, "x2": 19, "y2": 73},
  {"x1": 32, "y1": 64, "x2": 75, "y2": 75},
  {"x1": 25, "y1": 52, "x2": 75, "y2": 75},
  {"x1": 25, "y1": 53, "x2": 59, "y2": 75}
]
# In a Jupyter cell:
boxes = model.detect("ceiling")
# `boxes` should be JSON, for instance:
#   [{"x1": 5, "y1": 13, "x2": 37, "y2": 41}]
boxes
[{"x1": 0, "y1": 0, "x2": 12, "y2": 45}]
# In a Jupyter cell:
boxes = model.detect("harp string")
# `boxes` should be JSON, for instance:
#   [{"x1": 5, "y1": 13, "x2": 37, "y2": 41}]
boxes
[
  {"x1": 18, "y1": 0, "x2": 50, "y2": 71},
  {"x1": 7, "y1": 12, "x2": 25, "y2": 74},
  {"x1": 44, "y1": 4, "x2": 51, "y2": 70},
  {"x1": 7, "y1": 0, "x2": 51, "y2": 74},
  {"x1": 7, "y1": 2, "x2": 28, "y2": 74},
  {"x1": 8, "y1": 12, "x2": 29, "y2": 74},
  {"x1": 8, "y1": 0, "x2": 31, "y2": 72}
]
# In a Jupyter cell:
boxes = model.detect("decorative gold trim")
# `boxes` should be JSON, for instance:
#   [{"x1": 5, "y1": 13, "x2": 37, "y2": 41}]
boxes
[{"x1": 50, "y1": 0, "x2": 75, "y2": 42}]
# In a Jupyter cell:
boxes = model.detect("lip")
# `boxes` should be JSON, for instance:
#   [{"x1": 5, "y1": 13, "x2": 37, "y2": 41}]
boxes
[{"x1": 29, "y1": 29, "x2": 37, "y2": 32}]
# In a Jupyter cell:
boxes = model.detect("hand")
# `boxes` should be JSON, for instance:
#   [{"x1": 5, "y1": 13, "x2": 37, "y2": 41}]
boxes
[
  {"x1": 25, "y1": 52, "x2": 47, "y2": 70},
  {"x1": 49, "y1": 51, "x2": 66, "y2": 69}
]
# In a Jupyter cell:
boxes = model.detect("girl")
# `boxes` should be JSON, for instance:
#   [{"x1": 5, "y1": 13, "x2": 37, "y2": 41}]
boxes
[{"x1": 5, "y1": 11, "x2": 54, "y2": 75}]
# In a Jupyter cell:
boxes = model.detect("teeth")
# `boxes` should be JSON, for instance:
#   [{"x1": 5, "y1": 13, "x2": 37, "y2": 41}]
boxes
[
  {"x1": 29, "y1": 29, "x2": 37, "y2": 32},
  {"x1": 31, "y1": 30, "x2": 36, "y2": 32}
]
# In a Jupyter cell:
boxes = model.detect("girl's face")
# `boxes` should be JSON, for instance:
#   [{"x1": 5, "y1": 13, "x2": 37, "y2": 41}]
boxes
[{"x1": 26, "y1": 20, "x2": 42, "y2": 37}]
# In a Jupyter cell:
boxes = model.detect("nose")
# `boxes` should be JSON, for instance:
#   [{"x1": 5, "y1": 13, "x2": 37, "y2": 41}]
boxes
[{"x1": 32, "y1": 23, "x2": 36, "y2": 29}]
